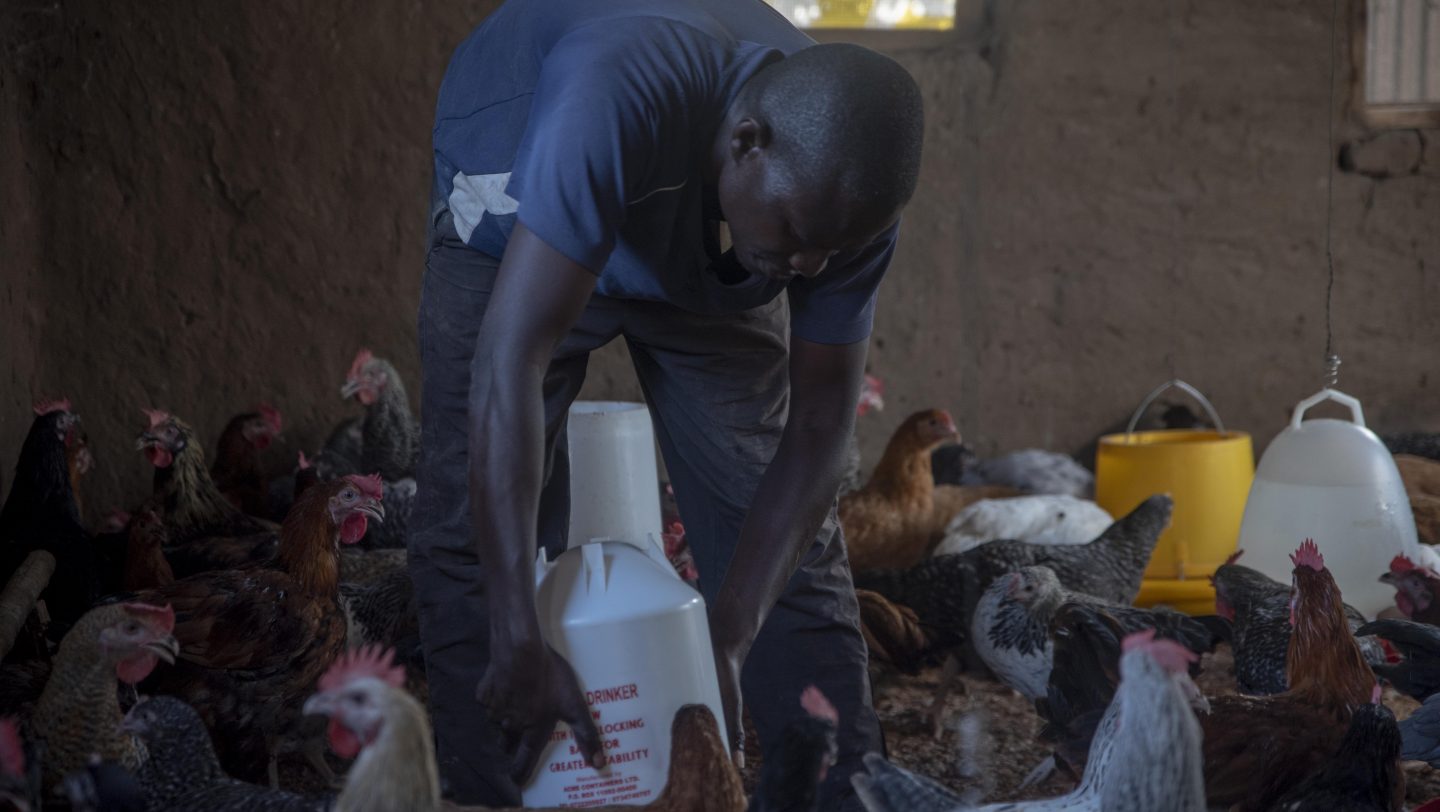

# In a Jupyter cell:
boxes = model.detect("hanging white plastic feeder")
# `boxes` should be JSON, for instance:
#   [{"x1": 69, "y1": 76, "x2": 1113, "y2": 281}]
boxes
[{"x1": 1235, "y1": 388, "x2": 1423, "y2": 618}]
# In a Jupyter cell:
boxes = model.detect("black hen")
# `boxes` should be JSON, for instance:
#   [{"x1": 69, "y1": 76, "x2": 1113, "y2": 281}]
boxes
[
  {"x1": 748, "y1": 687, "x2": 839, "y2": 812},
  {"x1": 0, "y1": 401, "x2": 104, "y2": 639},
  {"x1": 1357, "y1": 617, "x2": 1440, "y2": 701},
  {"x1": 125, "y1": 696, "x2": 331, "y2": 811},
  {"x1": 1266, "y1": 701, "x2": 1403, "y2": 812},
  {"x1": 1036, "y1": 602, "x2": 1128, "y2": 779}
]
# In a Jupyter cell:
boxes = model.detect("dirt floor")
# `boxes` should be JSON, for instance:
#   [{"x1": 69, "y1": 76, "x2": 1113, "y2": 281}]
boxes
[
  {"x1": 275, "y1": 642, "x2": 1440, "y2": 807},
  {"x1": 869, "y1": 644, "x2": 1440, "y2": 807}
]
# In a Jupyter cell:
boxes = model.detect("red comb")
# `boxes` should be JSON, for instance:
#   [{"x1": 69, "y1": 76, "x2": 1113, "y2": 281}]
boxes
[
  {"x1": 297, "y1": 451, "x2": 311, "y2": 470},
  {"x1": 319, "y1": 644, "x2": 404, "y2": 691},
  {"x1": 1223, "y1": 549, "x2": 1244, "y2": 567},
  {"x1": 1391, "y1": 555, "x2": 1418, "y2": 575},
  {"x1": 800, "y1": 685, "x2": 838, "y2": 723},
  {"x1": 122, "y1": 602, "x2": 175, "y2": 634},
  {"x1": 33, "y1": 397, "x2": 72, "y2": 417},
  {"x1": 258, "y1": 403, "x2": 283, "y2": 434},
  {"x1": 142, "y1": 409, "x2": 171, "y2": 430},
  {"x1": 345, "y1": 474, "x2": 384, "y2": 500},
  {"x1": 0, "y1": 718, "x2": 22, "y2": 778},
  {"x1": 347, "y1": 348, "x2": 375, "y2": 380},
  {"x1": 1290, "y1": 539, "x2": 1324, "y2": 571}
]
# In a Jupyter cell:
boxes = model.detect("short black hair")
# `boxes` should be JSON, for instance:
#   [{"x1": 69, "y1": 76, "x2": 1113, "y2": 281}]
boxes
[{"x1": 740, "y1": 43, "x2": 924, "y2": 226}]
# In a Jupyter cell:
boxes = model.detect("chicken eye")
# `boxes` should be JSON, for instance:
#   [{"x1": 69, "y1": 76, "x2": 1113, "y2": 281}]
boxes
[
  {"x1": 342, "y1": 489, "x2": 357, "y2": 502},
  {"x1": 124, "y1": 621, "x2": 139, "y2": 634}
]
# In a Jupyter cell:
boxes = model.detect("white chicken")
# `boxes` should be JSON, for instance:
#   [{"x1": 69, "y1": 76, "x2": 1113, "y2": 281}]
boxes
[
  {"x1": 932, "y1": 496, "x2": 1113, "y2": 557},
  {"x1": 850, "y1": 631, "x2": 1206, "y2": 812}
]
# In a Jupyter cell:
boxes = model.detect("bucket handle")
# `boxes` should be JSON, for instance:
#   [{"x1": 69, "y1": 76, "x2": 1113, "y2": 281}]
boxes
[
  {"x1": 1126, "y1": 379, "x2": 1227, "y2": 436},
  {"x1": 1290, "y1": 387, "x2": 1365, "y2": 430}
]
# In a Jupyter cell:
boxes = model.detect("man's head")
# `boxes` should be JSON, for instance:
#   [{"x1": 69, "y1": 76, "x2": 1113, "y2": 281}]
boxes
[{"x1": 713, "y1": 43, "x2": 924, "y2": 282}]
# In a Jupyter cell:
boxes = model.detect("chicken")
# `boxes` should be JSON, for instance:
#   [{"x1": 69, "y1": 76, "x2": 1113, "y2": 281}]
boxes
[
  {"x1": 211, "y1": 404, "x2": 284, "y2": 517},
  {"x1": 856, "y1": 588, "x2": 931, "y2": 676},
  {"x1": 355, "y1": 476, "x2": 414, "y2": 550},
  {"x1": 850, "y1": 632, "x2": 1206, "y2": 812},
  {"x1": 1381, "y1": 554, "x2": 1440, "y2": 625},
  {"x1": 1399, "y1": 692, "x2": 1440, "y2": 767},
  {"x1": 747, "y1": 687, "x2": 839, "y2": 812},
  {"x1": 1198, "y1": 540, "x2": 1384, "y2": 811},
  {"x1": 60, "y1": 756, "x2": 146, "y2": 812},
  {"x1": 341, "y1": 349, "x2": 419, "y2": 482},
  {"x1": 124, "y1": 696, "x2": 328, "y2": 811},
  {"x1": 1214, "y1": 550, "x2": 1384, "y2": 695},
  {"x1": 932, "y1": 496, "x2": 1114, "y2": 558},
  {"x1": 136, "y1": 409, "x2": 280, "y2": 574},
  {"x1": 1383, "y1": 433, "x2": 1440, "y2": 462},
  {"x1": 970, "y1": 566, "x2": 1224, "y2": 701},
  {"x1": 122, "y1": 508, "x2": 174, "y2": 591},
  {"x1": 925, "y1": 485, "x2": 1023, "y2": 544},
  {"x1": 305, "y1": 644, "x2": 750, "y2": 812},
  {"x1": 855, "y1": 494, "x2": 1173, "y2": 668},
  {"x1": 1, "y1": 399, "x2": 104, "y2": 636},
  {"x1": 1356, "y1": 617, "x2": 1440, "y2": 701},
  {"x1": 840, "y1": 373, "x2": 885, "y2": 496},
  {"x1": 26, "y1": 602, "x2": 179, "y2": 791},
  {"x1": 134, "y1": 474, "x2": 383, "y2": 784},
  {"x1": 339, "y1": 566, "x2": 421, "y2": 680},
  {"x1": 840, "y1": 409, "x2": 960, "y2": 572},
  {"x1": 0, "y1": 718, "x2": 38, "y2": 812},
  {"x1": 1267, "y1": 697, "x2": 1403, "y2": 812},
  {"x1": 661, "y1": 521, "x2": 699, "y2": 583},
  {"x1": 1413, "y1": 492, "x2": 1440, "y2": 545},
  {"x1": 932, "y1": 446, "x2": 1094, "y2": 499},
  {"x1": 1397, "y1": 453, "x2": 1440, "y2": 497}
]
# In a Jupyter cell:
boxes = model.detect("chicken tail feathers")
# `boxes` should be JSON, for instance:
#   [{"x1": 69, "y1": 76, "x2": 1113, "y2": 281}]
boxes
[{"x1": 851, "y1": 752, "x2": 968, "y2": 812}]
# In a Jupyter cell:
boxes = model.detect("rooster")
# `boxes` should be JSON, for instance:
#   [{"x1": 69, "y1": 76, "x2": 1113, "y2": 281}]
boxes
[
  {"x1": 839, "y1": 409, "x2": 960, "y2": 572},
  {"x1": 341, "y1": 349, "x2": 419, "y2": 482},
  {"x1": 970, "y1": 566, "x2": 1224, "y2": 701},
  {"x1": 1356, "y1": 617, "x2": 1440, "y2": 701},
  {"x1": 1211, "y1": 550, "x2": 1383, "y2": 695},
  {"x1": 850, "y1": 631, "x2": 1206, "y2": 811},
  {"x1": 1, "y1": 399, "x2": 104, "y2": 637},
  {"x1": 124, "y1": 696, "x2": 327, "y2": 811},
  {"x1": 136, "y1": 409, "x2": 280, "y2": 575},
  {"x1": 1198, "y1": 539, "x2": 1386, "y2": 811},
  {"x1": 134, "y1": 474, "x2": 383, "y2": 784},
  {"x1": 1267, "y1": 694, "x2": 1404, "y2": 812},
  {"x1": 210, "y1": 403, "x2": 283, "y2": 517},
  {"x1": 25, "y1": 602, "x2": 179, "y2": 791}
]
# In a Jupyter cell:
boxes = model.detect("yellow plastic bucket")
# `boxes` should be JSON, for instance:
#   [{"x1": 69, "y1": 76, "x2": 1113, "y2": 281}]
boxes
[{"x1": 1095, "y1": 381, "x2": 1255, "y2": 614}]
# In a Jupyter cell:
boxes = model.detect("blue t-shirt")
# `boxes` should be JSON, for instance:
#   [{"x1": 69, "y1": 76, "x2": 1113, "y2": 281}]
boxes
[{"x1": 432, "y1": 0, "x2": 897, "y2": 345}]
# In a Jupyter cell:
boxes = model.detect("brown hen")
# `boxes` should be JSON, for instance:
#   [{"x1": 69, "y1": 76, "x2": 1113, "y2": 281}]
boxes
[
  {"x1": 840, "y1": 409, "x2": 959, "y2": 572},
  {"x1": 135, "y1": 474, "x2": 383, "y2": 785},
  {"x1": 1198, "y1": 539, "x2": 1390, "y2": 811}
]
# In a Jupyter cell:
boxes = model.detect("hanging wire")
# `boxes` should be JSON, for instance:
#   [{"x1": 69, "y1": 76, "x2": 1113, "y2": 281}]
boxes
[{"x1": 1322, "y1": 0, "x2": 1341, "y2": 389}]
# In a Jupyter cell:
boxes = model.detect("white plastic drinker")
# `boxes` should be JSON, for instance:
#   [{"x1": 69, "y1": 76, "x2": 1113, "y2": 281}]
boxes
[
  {"x1": 521, "y1": 402, "x2": 727, "y2": 808},
  {"x1": 1235, "y1": 388, "x2": 1421, "y2": 618}
]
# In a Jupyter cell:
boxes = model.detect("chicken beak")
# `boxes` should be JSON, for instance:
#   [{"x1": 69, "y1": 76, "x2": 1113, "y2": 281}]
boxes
[
  {"x1": 134, "y1": 433, "x2": 157, "y2": 451},
  {"x1": 340, "y1": 379, "x2": 363, "y2": 399},
  {"x1": 357, "y1": 500, "x2": 385, "y2": 524},
  {"x1": 303, "y1": 691, "x2": 337, "y2": 718},
  {"x1": 146, "y1": 635, "x2": 180, "y2": 664},
  {"x1": 1380, "y1": 572, "x2": 1399, "y2": 586}
]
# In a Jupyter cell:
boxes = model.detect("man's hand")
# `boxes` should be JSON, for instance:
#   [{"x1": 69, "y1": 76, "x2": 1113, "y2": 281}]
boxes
[{"x1": 477, "y1": 638, "x2": 606, "y2": 785}]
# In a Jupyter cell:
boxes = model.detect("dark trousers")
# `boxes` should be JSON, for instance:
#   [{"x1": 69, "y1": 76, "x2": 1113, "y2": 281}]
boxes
[{"x1": 409, "y1": 216, "x2": 882, "y2": 809}]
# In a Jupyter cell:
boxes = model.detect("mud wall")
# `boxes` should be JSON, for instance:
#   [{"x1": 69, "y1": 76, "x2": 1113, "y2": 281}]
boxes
[{"x1": 2, "y1": 0, "x2": 1437, "y2": 516}]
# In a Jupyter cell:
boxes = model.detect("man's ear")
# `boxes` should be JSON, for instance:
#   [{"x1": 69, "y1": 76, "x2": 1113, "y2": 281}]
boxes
[{"x1": 729, "y1": 116, "x2": 770, "y2": 162}]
